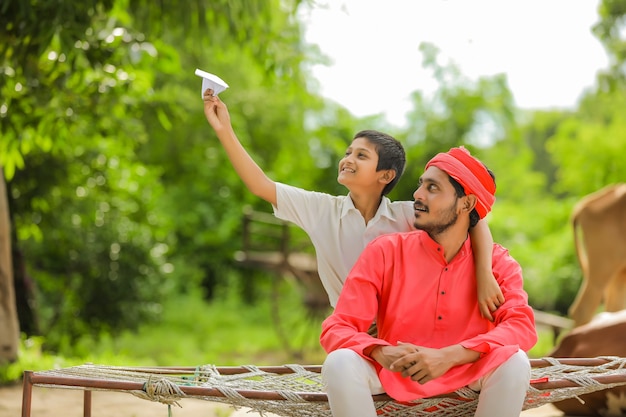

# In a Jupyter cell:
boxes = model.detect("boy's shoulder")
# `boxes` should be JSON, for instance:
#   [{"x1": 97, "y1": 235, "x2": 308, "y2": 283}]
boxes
[
  {"x1": 276, "y1": 182, "x2": 348, "y2": 203},
  {"x1": 380, "y1": 198, "x2": 414, "y2": 222}
]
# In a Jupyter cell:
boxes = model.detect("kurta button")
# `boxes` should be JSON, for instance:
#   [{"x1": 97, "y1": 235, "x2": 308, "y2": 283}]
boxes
[
  {"x1": 441, "y1": 291, "x2": 445, "y2": 295},
  {"x1": 444, "y1": 267, "x2": 448, "y2": 271},
  {"x1": 438, "y1": 316, "x2": 442, "y2": 320}
]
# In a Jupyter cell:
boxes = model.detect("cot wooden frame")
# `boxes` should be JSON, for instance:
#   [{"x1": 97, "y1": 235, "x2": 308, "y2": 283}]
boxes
[{"x1": 21, "y1": 357, "x2": 626, "y2": 417}]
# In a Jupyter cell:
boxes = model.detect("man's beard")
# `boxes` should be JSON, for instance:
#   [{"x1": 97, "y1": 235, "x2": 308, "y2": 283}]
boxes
[{"x1": 414, "y1": 199, "x2": 459, "y2": 236}]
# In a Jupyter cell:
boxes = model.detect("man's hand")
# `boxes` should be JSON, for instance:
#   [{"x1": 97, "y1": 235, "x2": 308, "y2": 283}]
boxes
[
  {"x1": 369, "y1": 343, "x2": 455, "y2": 384},
  {"x1": 369, "y1": 344, "x2": 416, "y2": 371},
  {"x1": 390, "y1": 344, "x2": 456, "y2": 384},
  {"x1": 374, "y1": 343, "x2": 481, "y2": 385}
]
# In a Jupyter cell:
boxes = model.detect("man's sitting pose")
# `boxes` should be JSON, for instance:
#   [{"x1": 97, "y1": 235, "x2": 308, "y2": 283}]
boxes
[{"x1": 320, "y1": 147, "x2": 538, "y2": 417}]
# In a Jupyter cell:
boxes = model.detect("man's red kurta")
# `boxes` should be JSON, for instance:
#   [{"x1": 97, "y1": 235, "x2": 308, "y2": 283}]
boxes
[{"x1": 320, "y1": 230, "x2": 537, "y2": 401}]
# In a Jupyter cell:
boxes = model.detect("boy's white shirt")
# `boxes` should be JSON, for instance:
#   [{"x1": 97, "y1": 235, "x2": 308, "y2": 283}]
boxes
[{"x1": 273, "y1": 182, "x2": 415, "y2": 307}]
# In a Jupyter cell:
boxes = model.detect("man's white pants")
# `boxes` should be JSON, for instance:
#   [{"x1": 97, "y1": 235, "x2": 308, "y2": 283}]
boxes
[{"x1": 322, "y1": 349, "x2": 530, "y2": 417}]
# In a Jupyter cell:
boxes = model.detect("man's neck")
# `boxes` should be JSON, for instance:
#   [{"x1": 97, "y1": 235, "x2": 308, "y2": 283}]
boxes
[{"x1": 429, "y1": 227, "x2": 470, "y2": 263}]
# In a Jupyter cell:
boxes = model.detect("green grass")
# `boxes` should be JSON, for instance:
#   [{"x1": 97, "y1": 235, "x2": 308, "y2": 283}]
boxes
[
  {"x1": 1, "y1": 286, "x2": 327, "y2": 384},
  {"x1": 72, "y1": 284, "x2": 328, "y2": 366}
]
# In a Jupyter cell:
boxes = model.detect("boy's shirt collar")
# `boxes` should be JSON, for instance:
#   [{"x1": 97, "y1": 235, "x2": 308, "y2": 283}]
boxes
[{"x1": 341, "y1": 194, "x2": 396, "y2": 222}]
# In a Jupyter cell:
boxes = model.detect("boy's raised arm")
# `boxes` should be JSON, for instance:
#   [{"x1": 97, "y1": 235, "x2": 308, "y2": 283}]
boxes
[
  {"x1": 469, "y1": 219, "x2": 505, "y2": 321},
  {"x1": 203, "y1": 89, "x2": 277, "y2": 206}
]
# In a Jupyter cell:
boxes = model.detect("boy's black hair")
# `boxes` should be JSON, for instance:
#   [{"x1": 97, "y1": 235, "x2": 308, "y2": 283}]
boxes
[{"x1": 353, "y1": 130, "x2": 406, "y2": 196}]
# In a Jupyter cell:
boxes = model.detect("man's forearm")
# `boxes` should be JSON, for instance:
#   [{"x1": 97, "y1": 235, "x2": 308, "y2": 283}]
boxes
[{"x1": 443, "y1": 344, "x2": 481, "y2": 366}]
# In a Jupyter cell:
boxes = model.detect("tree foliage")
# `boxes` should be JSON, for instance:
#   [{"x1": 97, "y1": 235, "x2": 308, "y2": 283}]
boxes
[{"x1": 1, "y1": 0, "x2": 328, "y2": 349}]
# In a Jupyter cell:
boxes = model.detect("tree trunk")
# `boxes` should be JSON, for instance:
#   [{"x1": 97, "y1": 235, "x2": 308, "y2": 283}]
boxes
[{"x1": 0, "y1": 168, "x2": 19, "y2": 363}]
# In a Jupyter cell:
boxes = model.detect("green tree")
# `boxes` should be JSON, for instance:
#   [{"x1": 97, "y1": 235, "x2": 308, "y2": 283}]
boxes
[
  {"x1": 503, "y1": 0, "x2": 626, "y2": 314},
  {"x1": 1, "y1": 0, "x2": 340, "y2": 354},
  {"x1": 396, "y1": 42, "x2": 518, "y2": 201},
  {"x1": 1, "y1": 0, "x2": 115, "y2": 362},
  {"x1": 593, "y1": 0, "x2": 626, "y2": 89},
  {"x1": 2, "y1": 5, "x2": 180, "y2": 349},
  {"x1": 548, "y1": 0, "x2": 626, "y2": 197}
]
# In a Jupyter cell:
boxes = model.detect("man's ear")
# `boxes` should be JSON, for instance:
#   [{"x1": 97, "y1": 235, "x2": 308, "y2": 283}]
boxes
[
  {"x1": 463, "y1": 194, "x2": 478, "y2": 213},
  {"x1": 379, "y1": 169, "x2": 396, "y2": 185}
]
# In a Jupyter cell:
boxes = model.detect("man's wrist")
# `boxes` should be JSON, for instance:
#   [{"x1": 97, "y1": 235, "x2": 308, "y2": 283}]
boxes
[
  {"x1": 445, "y1": 344, "x2": 480, "y2": 366},
  {"x1": 364, "y1": 344, "x2": 383, "y2": 359}
]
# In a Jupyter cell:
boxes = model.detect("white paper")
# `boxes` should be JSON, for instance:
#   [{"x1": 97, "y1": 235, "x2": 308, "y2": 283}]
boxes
[{"x1": 195, "y1": 69, "x2": 229, "y2": 97}]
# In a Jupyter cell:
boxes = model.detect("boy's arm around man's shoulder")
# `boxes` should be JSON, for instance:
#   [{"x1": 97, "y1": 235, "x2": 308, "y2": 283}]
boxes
[{"x1": 461, "y1": 245, "x2": 538, "y2": 353}]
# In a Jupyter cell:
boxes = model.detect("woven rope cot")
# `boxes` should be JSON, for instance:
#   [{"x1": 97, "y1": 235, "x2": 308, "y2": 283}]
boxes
[{"x1": 21, "y1": 356, "x2": 626, "y2": 417}]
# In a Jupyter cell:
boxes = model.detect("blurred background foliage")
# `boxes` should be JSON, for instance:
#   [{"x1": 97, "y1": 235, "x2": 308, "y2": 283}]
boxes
[{"x1": 1, "y1": 0, "x2": 625, "y2": 372}]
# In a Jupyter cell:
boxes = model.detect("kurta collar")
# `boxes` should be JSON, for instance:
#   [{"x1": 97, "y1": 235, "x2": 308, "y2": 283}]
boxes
[{"x1": 418, "y1": 231, "x2": 472, "y2": 263}]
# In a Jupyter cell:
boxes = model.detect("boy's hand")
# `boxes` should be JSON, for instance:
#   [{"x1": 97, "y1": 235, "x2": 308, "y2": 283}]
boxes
[
  {"x1": 203, "y1": 89, "x2": 231, "y2": 132},
  {"x1": 478, "y1": 272, "x2": 505, "y2": 321}
]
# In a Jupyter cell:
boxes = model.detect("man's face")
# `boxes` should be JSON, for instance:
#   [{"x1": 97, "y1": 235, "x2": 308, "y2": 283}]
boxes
[{"x1": 412, "y1": 166, "x2": 462, "y2": 236}]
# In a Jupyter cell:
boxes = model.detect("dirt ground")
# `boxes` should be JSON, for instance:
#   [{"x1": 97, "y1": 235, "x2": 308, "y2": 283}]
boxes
[{"x1": 0, "y1": 382, "x2": 565, "y2": 417}]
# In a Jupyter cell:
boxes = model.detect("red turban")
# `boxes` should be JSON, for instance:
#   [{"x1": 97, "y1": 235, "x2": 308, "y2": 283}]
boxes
[{"x1": 425, "y1": 147, "x2": 496, "y2": 219}]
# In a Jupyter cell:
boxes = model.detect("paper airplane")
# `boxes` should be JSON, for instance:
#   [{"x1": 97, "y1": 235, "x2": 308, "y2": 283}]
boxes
[{"x1": 195, "y1": 69, "x2": 229, "y2": 97}]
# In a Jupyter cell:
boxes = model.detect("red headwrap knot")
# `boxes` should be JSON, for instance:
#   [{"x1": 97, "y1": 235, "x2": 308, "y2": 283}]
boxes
[{"x1": 425, "y1": 147, "x2": 496, "y2": 219}]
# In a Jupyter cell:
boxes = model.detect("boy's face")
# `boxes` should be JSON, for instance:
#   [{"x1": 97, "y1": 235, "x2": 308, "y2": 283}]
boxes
[{"x1": 337, "y1": 138, "x2": 381, "y2": 190}]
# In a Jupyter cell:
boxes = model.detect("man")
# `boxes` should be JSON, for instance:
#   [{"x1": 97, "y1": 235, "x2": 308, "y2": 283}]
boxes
[{"x1": 320, "y1": 147, "x2": 537, "y2": 417}]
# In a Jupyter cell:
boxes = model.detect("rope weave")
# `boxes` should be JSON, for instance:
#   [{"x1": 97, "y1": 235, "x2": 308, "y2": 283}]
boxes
[
  {"x1": 31, "y1": 357, "x2": 626, "y2": 417},
  {"x1": 132, "y1": 376, "x2": 185, "y2": 406}
]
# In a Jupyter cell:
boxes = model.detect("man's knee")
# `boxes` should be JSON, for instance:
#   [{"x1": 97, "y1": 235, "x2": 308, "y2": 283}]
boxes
[
  {"x1": 496, "y1": 350, "x2": 531, "y2": 388},
  {"x1": 322, "y1": 349, "x2": 362, "y2": 384}
]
